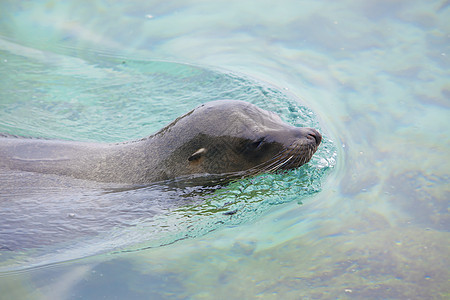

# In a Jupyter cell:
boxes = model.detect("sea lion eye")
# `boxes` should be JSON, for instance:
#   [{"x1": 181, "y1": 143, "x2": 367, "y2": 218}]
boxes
[{"x1": 249, "y1": 138, "x2": 265, "y2": 150}]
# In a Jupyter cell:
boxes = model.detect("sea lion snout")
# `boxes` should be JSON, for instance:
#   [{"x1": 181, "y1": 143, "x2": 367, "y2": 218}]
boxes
[
  {"x1": 291, "y1": 127, "x2": 322, "y2": 147},
  {"x1": 306, "y1": 128, "x2": 322, "y2": 146}
]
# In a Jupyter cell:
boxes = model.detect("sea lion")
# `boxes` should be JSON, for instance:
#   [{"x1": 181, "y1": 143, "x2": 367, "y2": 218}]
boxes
[{"x1": 0, "y1": 100, "x2": 321, "y2": 184}]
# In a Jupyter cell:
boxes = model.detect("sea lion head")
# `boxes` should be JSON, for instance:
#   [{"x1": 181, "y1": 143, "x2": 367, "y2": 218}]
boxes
[{"x1": 158, "y1": 100, "x2": 321, "y2": 180}]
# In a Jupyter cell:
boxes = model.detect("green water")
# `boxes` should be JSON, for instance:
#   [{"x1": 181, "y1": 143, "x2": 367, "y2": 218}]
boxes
[{"x1": 0, "y1": 0, "x2": 449, "y2": 299}]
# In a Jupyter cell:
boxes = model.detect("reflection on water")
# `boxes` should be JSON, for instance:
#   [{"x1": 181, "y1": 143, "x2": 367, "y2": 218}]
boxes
[{"x1": 0, "y1": 0, "x2": 449, "y2": 298}]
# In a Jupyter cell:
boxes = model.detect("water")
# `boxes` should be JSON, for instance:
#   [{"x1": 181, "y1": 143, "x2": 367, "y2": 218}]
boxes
[
  {"x1": 0, "y1": 51, "x2": 334, "y2": 269},
  {"x1": 0, "y1": 0, "x2": 449, "y2": 299}
]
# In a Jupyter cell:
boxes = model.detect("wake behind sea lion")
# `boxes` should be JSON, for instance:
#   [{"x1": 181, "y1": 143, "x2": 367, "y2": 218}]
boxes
[{"x1": 0, "y1": 100, "x2": 321, "y2": 184}]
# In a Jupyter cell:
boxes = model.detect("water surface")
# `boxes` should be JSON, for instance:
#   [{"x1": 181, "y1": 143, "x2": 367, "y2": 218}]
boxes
[
  {"x1": 0, "y1": 0, "x2": 449, "y2": 299},
  {"x1": 0, "y1": 49, "x2": 335, "y2": 269}
]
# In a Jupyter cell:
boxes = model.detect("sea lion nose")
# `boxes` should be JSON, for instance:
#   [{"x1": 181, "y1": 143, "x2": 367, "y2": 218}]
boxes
[
  {"x1": 308, "y1": 128, "x2": 322, "y2": 145},
  {"x1": 294, "y1": 127, "x2": 322, "y2": 145}
]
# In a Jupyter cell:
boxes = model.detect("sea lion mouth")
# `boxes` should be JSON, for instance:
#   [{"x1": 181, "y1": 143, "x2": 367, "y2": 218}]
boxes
[
  {"x1": 246, "y1": 135, "x2": 321, "y2": 176},
  {"x1": 254, "y1": 127, "x2": 322, "y2": 173},
  {"x1": 267, "y1": 143, "x2": 318, "y2": 172}
]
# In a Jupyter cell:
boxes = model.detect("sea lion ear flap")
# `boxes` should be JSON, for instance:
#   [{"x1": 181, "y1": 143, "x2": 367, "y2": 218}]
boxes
[{"x1": 188, "y1": 148, "x2": 207, "y2": 162}]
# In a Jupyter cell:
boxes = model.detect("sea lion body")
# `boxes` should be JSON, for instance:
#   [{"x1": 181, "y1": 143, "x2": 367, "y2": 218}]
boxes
[{"x1": 0, "y1": 100, "x2": 321, "y2": 184}]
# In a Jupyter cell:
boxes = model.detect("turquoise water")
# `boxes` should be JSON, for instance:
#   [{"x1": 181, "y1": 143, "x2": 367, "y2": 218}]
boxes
[
  {"x1": 0, "y1": 54, "x2": 335, "y2": 270},
  {"x1": 1, "y1": 0, "x2": 449, "y2": 299}
]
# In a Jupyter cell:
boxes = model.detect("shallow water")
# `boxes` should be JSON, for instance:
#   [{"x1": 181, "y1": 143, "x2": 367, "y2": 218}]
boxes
[{"x1": 1, "y1": 0, "x2": 449, "y2": 299}]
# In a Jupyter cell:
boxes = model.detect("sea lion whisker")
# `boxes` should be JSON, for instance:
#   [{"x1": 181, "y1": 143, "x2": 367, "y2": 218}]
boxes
[
  {"x1": 244, "y1": 145, "x2": 293, "y2": 174},
  {"x1": 282, "y1": 144, "x2": 304, "y2": 170},
  {"x1": 252, "y1": 148, "x2": 294, "y2": 173},
  {"x1": 256, "y1": 144, "x2": 300, "y2": 173},
  {"x1": 289, "y1": 145, "x2": 306, "y2": 168},
  {"x1": 266, "y1": 155, "x2": 294, "y2": 173}
]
